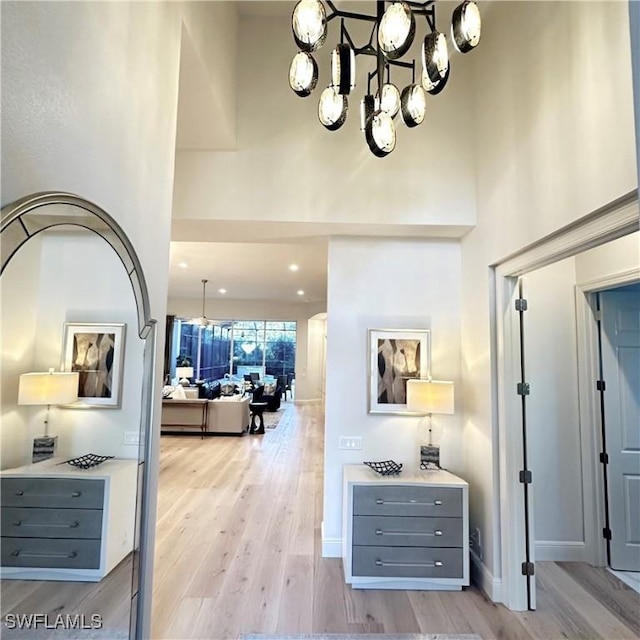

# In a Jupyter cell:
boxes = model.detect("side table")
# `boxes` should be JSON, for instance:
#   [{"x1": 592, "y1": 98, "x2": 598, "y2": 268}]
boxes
[{"x1": 249, "y1": 402, "x2": 268, "y2": 434}]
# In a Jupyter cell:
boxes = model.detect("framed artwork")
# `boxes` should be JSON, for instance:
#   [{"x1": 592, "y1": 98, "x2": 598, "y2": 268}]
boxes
[
  {"x1": 62, "y1": 322, "x2": 126, "y2": 408},
  {"x1": 368, "y1": 328, "x2": 430, "y2": 414}
]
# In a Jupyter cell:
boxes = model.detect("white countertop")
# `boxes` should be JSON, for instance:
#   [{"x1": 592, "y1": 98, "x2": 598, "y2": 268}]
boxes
[
  {"x1": 0, "y1": 457, "x2": 137, "y2": 479},
  {"x1": 343, "y1": 463, "x2": 468, "y2": 487}
]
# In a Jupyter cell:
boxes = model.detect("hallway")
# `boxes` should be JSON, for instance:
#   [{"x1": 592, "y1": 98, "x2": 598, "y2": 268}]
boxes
[{"x1": 151, "y1": 402, "x2": 640, "y2": 639}]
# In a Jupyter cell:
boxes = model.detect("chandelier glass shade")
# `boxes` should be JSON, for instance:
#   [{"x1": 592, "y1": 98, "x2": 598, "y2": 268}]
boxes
[
  {"x1": 378, "y1": 82, "x2": 401, "y2": 118},
  {"x1": 452, "y1": 0, "x2": 481, "y2": 53},
  {"x1": 400, "y1": 83, "x2": 427, "y2": 127},
  {"x1": 422, "y1": 31, "x2": 449, "y2": 85},
  {"x1": 365, "y1": 109, "x2": 396, "y2": 157},
  {"x1": 318, "y1": 87, "x2": 348, "y2": 130},
  {"x1": 289, "y1": 0, "x2": 481, "y2": 157},
  {"x1": 289, "y1": 51, "x2": 319, "y2": 96},
  {"x1": 330, "y1": 43, "x2": 356, "y2": 94},
  {"x1": 378, "y1": 2, "x2": 416, "y2": 60},
  {"x1": 292, "y1": 0, "x2": 327, "y2": 51}
]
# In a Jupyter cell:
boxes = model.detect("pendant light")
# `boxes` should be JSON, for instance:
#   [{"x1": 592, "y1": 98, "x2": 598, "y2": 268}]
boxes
[
  {"x1": 198, "y1": 279, "x2": 211, "y2": 327},
  {"x1": 288, "y1": 0, "x2": 482, "y2": 157}
]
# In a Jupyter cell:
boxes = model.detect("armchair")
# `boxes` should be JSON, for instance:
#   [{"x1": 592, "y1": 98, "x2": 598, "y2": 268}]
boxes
[{"x1": 252, "y1": 379, "x2": 283, "y2": 412}]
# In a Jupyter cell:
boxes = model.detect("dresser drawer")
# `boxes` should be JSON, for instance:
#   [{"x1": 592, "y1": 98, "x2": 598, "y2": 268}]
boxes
[
  {"x1": 353, "y1": 485, "x2": 462, "y2": 518},
  {"x1": 1, "y1": 478, "x2": 104, "y2": 509},
  {"x1": 353, "y1": 515, "x2": 463, "y2": 548},
  {"x1": 1, "y1": 537, "x2": 101, "y2": 569},
  {"x1": 1, "y1": 507, "x2": 103, "y2": 539},
  {"x1": 352, "y1": 545, "x2": 463, "y2": 579}
]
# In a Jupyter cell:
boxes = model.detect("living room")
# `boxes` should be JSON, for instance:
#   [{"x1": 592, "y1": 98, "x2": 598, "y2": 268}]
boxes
[{"x1": 1, "y1": 0, "x2": 638, "y2": 638}]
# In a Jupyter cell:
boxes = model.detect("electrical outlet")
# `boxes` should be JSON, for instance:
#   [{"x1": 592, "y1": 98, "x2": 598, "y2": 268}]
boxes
[
  {"x1": 123, "y1": 431, "x2": 140, "y2": 445},
  {"x1": 339, "y1": 436, "x2": 362, "y2": 450}
]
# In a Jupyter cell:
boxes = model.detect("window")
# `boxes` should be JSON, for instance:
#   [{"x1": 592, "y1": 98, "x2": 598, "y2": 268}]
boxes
[{"x1": 170, "y1": 319, "x2": 296, "y2": 382}]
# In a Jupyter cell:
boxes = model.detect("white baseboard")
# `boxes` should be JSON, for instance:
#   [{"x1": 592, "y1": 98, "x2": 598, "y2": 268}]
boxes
[
  {"x1": 321, "y1": 521, "x2": 342, "y2": 557},
  {"x1": 293, "y1": 398, "x2": 322, "y2": 406},
  {"x1": 470, "y1": 549, "x2": 502, "y2": 603},
  {"x1": 535, "y1": 540, "x2": 586, "y2": 561}
]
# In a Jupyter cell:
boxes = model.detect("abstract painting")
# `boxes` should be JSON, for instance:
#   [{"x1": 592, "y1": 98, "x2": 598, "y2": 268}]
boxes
[
  {"x1": 62, "y1": 322, "x2": 126, "y2": 408},
  {"x1": 368, "y1": 328, "x2": 430, "y2": 414}
]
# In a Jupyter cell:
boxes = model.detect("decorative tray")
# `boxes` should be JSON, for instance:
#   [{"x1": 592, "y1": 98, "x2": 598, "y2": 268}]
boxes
[
  {"x1": 363, "y1": 460, "x2": 403, "y2": 475},
  {"x1": 62, "y1": 453, "x2": 114, "y2": 469}
]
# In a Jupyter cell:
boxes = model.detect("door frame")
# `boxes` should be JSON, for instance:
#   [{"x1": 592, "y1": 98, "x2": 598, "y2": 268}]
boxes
[
  {"x1": 491, "y1": 190, "x2": 638, "y2": 611},
  {"x1": 575, "y1": 270, "x2": 640, "y2": 568}
]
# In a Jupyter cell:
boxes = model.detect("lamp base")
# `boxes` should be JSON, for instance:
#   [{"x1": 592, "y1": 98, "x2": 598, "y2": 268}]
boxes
[
  {"x1": 420, "y1": 444, "x2": 441, "y2": 470},
  {"x1": 32, "y1": 435, "x2": 57, "y2": 463}
]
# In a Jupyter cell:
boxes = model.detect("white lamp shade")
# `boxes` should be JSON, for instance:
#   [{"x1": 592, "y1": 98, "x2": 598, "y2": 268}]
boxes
[
  {"x1": 18, "y1": 370, "x2": 79, "y2": 405},
  {"x1": 176, "y1": 367, "x2": 194, "y2": 379},
  {"x1": 406, "y1": 379, "x2": 454, "y2": 414}
]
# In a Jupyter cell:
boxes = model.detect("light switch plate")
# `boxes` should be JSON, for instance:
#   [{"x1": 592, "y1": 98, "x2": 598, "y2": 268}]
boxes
[
  {"x1": 123, "y1": 431, "x2": 140, "y2": 445},
  {"x1": 339, "y1": 436, "x2": 362, "y2": 450}
]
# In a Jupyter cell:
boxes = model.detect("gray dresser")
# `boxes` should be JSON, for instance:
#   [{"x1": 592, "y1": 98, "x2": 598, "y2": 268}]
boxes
[
  {"x1": 342, "y1": 464, "x2": 469, "y2": 590},
  {"x1": 1, "y1": 458, "x2": 137, "y2": 581}
]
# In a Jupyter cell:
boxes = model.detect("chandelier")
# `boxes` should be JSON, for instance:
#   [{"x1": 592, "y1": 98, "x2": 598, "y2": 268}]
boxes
[{"x1": 288, "y1": 0, "x2": 481, "y2": 157}]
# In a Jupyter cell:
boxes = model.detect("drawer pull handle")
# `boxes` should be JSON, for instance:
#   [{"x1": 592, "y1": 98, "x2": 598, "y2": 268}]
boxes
[
  {"x1": 12, "y1": 491, "x2": 83, "y2": 499},
  {"x1": 374, "y1": 529, "x2": 445, "y2": 537},
  {"x1": 375, "y1": 559, "x2": 444, "y2": 568},
  {"x1": 13, "y1": 521, "x2": 80, "y2": 529},
  {"x1": 374, "y1": 499, "x2": 444, "y2": 507},
  {"x1": 11, "y1": 550, "x2": 78, "y2": 559}
]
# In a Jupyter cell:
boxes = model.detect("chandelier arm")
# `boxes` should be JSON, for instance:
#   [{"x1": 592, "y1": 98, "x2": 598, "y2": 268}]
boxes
[
  {"x1": 325, "y1": 1, "x2": 378, "y2": 24},
  {"x1": 376, "y1": 0, "x2": 385, "y2": 97}
]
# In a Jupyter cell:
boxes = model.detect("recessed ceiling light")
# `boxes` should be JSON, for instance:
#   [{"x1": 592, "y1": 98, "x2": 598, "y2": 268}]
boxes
[
  {"x1": 289, "y1": 264, "x2": 299, "y2": 272},
  {"x1": 178, "y1": 261, "x2": 188, "y2": 269},
  {"x1": 218, "y1": 288, "x2": 227, "y2": 294},
  {"x1": 297, "y1": 290, "x2": 305, "y2": 296}
]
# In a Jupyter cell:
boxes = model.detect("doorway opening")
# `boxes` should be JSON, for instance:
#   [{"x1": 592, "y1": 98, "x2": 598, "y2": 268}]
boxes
[{"x1": 493, "y1": 190, "x2": 639, "y2": 611}]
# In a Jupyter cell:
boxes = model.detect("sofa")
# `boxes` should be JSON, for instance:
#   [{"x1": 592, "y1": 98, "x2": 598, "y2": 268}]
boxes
[{"x1": 161, "y1": 395, "x2": 250, "y2": 436}]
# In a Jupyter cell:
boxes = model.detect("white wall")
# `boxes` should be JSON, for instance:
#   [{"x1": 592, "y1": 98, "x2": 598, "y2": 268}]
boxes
[
  {"x1": 523, "y1": 259, "x2": 585, "y2": 559},
  {"x1": 172, "y1": 10, "x2": 476, "y2": 230},
  {"x1": 167, "y1": 296, "x2": 326, "y2": 401},
  {"x1": 1, "y1": 233, "x2": 144, "y2": 468},
  {"x1": 1, "y1": 235, "x2": 42, "y2": 470},
  {"x1": 461, "y1": 0, "x2": 637, "y2": 588},
  {"x1": 1, "y1": 1, "x2": 184, "y2": 629},
  {"x1": 575, "y1": 232, "x2": 640, "y2": 286},
  {"x1": 307, "y1": 315, "x2": 327, "y2": 402},
  {"x1": 35, "y1": 233, "x2": 144, "y2": 461},
  {"x1": 323, "y1": 237, "x2": 462, "y2": 554}
]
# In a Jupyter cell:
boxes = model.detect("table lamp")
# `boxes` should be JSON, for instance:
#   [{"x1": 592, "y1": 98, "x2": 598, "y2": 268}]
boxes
[
  {"x1": 18, "y1": 368, "x2": 79, "y2": 462},
  {"x1": 175, "y1": 366, "x2": 194, "y2": 387},
  {"x1": 406, "y1": 378, "x2": 454, "y2": 470}
]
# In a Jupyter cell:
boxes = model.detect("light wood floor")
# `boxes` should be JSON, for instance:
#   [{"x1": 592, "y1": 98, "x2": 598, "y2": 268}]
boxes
[{"x1": 151, "y1": 402, "x2": 640, "y2": 640}]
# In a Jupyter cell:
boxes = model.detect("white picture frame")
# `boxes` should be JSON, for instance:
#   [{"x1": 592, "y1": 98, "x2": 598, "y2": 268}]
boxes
[
  {"x1": 62, "y1": 322, "x2": 126, "y2": 408},
  {"x1": 368, "y1": 328, "x2": 431, "y2": 414}
]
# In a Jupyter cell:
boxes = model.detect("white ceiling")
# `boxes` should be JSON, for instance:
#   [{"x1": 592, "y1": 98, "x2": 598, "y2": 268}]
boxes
[{"x1": 171, "y1": 1, "x2": 330, "y2": 305}]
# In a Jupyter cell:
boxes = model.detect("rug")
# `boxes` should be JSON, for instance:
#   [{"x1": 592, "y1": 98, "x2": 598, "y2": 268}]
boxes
[
  {"x1": 264, "y1": 406, "x2": 287, "y2": 429},
  {"x1": 240, "y1": 634, "x2": 481, "y2": 640}
]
